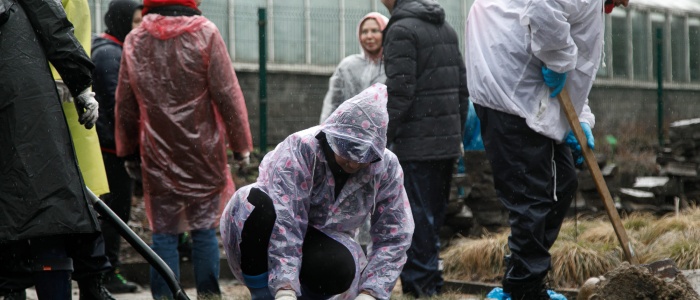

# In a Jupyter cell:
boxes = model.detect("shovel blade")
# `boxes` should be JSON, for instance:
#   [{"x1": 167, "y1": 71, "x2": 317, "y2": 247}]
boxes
[{"x1": 644, "y1": 259, "x2": 680, "y2": 279}]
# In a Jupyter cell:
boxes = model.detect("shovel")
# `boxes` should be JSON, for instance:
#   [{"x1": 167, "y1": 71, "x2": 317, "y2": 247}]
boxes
[
  {"x1": 558, "y1": 89, "x2": 684, "y2": 280},
  {"x1": 85, "y1": 187, "x2": 191, "y2": 300},
  {"x1": 556, "y1": 88, "x2": 639, "y2": 265}
]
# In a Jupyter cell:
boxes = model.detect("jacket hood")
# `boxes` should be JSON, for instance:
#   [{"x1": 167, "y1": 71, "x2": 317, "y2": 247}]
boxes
[
  {"x1": 104, "y1": 0, "x2": 143, "y2": 43},
  {"x1": 357, "y1": 12, "x2": 388, "y2": 62},
  {"x1": 140, "y1": 13, "x2": 208, "y2": 40},
  {"x1": 391, "y1": 0, "x2": 445, "y2": 25},
  {"x1": 321, "y1": 84, "x2": 389, "y2": 163}
]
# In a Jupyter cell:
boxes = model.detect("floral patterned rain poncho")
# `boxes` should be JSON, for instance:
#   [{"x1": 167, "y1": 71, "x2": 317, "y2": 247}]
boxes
[{"x1": 221, "y1": 84, "x2": 414, "y2": 299}]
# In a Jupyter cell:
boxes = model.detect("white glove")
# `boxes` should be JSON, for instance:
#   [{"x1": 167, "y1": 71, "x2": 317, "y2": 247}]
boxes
[
  {"x1": 74, "y1": 88, "x2": 99, "y2": 129},
  {"x1": 234, "y1": 151, "x2": 251, "y2": 167},
  {"x1": 355, "y1": 293, "x2": 376, "y2": 300},
  {"x1": 274, "y1": 289, "x2": 296, "y2": 300}
]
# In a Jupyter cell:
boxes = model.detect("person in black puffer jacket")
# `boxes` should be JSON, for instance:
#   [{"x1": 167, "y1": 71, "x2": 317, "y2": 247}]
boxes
[
  {"x1": 380, "y1": 0, "x2": 468, "y2": 297},
  {"x1": 91, "y1": 0, "x2": 143, "y2": 293}
]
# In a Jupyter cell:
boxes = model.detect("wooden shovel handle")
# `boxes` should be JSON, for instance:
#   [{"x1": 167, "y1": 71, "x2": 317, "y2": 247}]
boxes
[{"x1": 557, "y1": 88, "x2": 639, "y2": 264}]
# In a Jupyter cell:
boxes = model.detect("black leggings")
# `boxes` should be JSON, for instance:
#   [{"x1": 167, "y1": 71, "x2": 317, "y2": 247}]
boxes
[{"x1": 239, "y1": 188, "x2": 356, "y2": 297}]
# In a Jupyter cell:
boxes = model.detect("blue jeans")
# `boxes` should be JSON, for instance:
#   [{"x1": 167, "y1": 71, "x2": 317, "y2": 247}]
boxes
[{"x1": 150, "y1": 229, "x2": 221, "y2": 299}]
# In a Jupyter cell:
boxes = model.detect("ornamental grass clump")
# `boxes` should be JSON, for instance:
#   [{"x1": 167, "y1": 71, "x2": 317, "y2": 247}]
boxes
[
  {"x1": 549, "y1": 240, "x2": 620, "y2": 289},
  {"x1": 646, "y1": 227, "x2": 700, "y2": 269},
  {"x1": 442, "y1": 232, "x2": 508, "y2": 282},
  {"x1": 635, "y1": 215, "x2": 695, "y2": 245}
]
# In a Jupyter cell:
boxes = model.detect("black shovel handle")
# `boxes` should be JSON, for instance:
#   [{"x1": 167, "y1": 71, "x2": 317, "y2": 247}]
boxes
[{"x1": 85, "y1": 187, "x2": 191, "y2": 300}]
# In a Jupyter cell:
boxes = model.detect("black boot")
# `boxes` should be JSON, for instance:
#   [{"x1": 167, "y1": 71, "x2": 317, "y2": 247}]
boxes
[
  {"x1": 509, "y1": 279, "x2": 551, "y2": 300},
  {"x1": 77, "y1": 273, "x2": 116, "y2": 300},
  {"x1": 103, "y1": 268, "x2": 139, "y2": 293}
]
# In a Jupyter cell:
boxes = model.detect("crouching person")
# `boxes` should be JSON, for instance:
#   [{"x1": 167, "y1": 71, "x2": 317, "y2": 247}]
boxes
[{"x1": 221, "y1": 84, "x2": 414, "y2": 300}]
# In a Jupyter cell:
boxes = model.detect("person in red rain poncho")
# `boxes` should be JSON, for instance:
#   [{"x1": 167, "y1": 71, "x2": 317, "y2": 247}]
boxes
[{"x1": 114, "y1": 0, "x2": 253, "y2": 297}]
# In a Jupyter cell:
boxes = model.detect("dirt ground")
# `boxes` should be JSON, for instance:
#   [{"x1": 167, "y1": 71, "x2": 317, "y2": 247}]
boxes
[{"x1": 584, "y1": 263, "x2": 700, "y2": 300}]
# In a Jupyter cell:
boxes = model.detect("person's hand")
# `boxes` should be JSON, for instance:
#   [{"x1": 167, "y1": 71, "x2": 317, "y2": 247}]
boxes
[
  {"x1": 565, "y1": 122, "x2": 594, "y2": 166},
  {"x1": 355, "y1": 293, "x2": 376, "y2": 300},
  {"x1": 234, "y1": 151, "x2": 251, "y2": 168},
  {"x1": 74, "y1": 88, "x2": 99, "y2": 129},
  {"x1": 124, "y1": 159, "x2": 142, "y2": 181},
  {"x1": 541, "y1": 66, "x2": 567, "y2": 98},
  {"x1": 275, "y1": 289, "x2": 296, "y2": 300}
]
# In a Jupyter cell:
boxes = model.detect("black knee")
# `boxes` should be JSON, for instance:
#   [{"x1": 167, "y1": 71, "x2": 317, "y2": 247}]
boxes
[
  {"x1": 299, "y1": 227, "x2": 355, "y2": 296},
  {"x1": 240, "y1": 187, "x2": 277, "y2": 275}
]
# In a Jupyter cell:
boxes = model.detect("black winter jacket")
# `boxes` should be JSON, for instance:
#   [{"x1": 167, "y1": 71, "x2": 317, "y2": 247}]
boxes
[
  {"x1": 92, "y1": 35, "x2": 122, "y2": 151},
  {"x1": 0, "y1": 0, "x2": 99, "y2": 241},
  {"x1": 383, "y1": 0, "x2": 468, "y2": 161}
]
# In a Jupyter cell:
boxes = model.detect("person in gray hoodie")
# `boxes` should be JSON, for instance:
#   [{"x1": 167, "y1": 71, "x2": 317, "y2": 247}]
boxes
[{"x1": 380, "y1": 0, "x2": 468, "y2": 297}]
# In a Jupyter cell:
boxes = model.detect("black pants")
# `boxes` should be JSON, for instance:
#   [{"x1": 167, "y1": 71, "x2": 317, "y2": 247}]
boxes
[
  {"x1": 100, "y1": 152, "x2": 134, "y2": 269},
  {"x1": 474, "y1": 104, "x2": 576, "y2": 291},
  {"x1": 240, "y1": 188, "x2": 356, "y2": 298},
  {"x1": 0, "y1": 233, "x2": 111, "y2": 290},
  {"x1": 398, "y1": 159, "x2": 454, "y2": 297}
]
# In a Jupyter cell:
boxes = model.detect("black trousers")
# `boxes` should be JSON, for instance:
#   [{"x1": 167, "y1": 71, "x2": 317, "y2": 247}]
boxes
[
  {"x1": 398, "y1": 159, "x2": 454, "y2": 297},
  {"x1": 240, "y1": 188, "x2": 356, "y2": 298},
  {"x1": 0, "y1": 233, "x2": 111, "y2": 290},
  {"x1": 100, "y1": 152, "x2": 134, "y2": 269},
  {"x1": 474, "y1": 104, "x2": 576, "y2": 291}
]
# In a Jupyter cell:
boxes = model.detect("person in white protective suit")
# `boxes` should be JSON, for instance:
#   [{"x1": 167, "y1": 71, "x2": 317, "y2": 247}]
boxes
[
  {"x1": 465, "y1": 0, "x2": 628, "y2": 299},
  {"x1": 221, "y1": 83, "x2": 414, "y2": 300},
  {"x1": 319, "y1": 12, "x2": 388, "y2": 124}
]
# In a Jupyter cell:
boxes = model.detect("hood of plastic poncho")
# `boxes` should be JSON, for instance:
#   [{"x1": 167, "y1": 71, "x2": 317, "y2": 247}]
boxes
[
  {"x1": 357, "y1": 12, "x2": 388, "y2": 62},
  {"x1": 140, "y1": 13, "x2": 207, "y2": 40},
  {"x1": 321, "y1": 83, "x2": 388, "y2": 163}
]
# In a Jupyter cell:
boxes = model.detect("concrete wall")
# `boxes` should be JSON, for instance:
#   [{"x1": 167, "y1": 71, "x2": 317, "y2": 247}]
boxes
[{"x1": 238, "y1": 70, "x2": 700, "y2": 150}]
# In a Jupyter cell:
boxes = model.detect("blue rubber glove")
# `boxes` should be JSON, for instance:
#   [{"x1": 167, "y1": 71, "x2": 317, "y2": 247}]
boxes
[
  {"x1": 542, "y1": 66, "x2": 567, "y2": 98},
  {"x1": 565, "y1": 122, "x2": 594, "y2": 166}
]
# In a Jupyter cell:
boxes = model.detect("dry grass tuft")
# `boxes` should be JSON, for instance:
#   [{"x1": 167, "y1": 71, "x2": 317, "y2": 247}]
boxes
[
  {"x1": 623, "y1": 212, "x2": 654, "y2": 231},
  {"x1": 442, "y1": 232, "x2": 509, "y2": 282},
  {"x1": 635, "y1": 215, "x2": 696, "y2": 245},
  {"x1": 577, "y1": 221, "x2": 618, "y2": 245},
  {"x1": 645, "y1": 228, "x2": 700, "y2": 269},
  {"x1": 549, "y1": 240, "x2": 620, "y2": 288}
]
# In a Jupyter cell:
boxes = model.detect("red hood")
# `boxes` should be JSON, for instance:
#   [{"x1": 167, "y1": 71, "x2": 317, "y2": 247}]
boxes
[
  {"x1": 140, "y1": 13, "x2": 208, "y2": 40},
  {"x1": 142, "y1": 0, "x2": 197, "y2": 14}
]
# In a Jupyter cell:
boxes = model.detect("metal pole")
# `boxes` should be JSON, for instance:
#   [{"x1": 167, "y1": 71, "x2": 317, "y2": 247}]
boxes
[
  {"x1": 656, "y1": 27, "x2": 664, "y2": 147},
  {"x1": 85, "y1": 188, "x2": 190, "y2": 300},
  {"x1": 259, "y1": 8, "x2": 268, "y2": 153}
]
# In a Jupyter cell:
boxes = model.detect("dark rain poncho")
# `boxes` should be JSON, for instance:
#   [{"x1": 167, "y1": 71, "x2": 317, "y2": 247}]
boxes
[
  {"x1": 222, "y1": 84, "x2": 414, "y2": 300},
  {"x1": 0, "y1": 0, "x2": 99, "y2": 241}
]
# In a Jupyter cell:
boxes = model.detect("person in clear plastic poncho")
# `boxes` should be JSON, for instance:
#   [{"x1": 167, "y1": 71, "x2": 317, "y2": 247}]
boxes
[
  {"x1": 318, "y1": 12, "x2": 388, "y2": 124},
  {"x1": 222, "y1": 84, "x2": 414, "y2": 300},
  {"x1": 114, "y1": 0, "x2": 253, "y2": 296}
]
